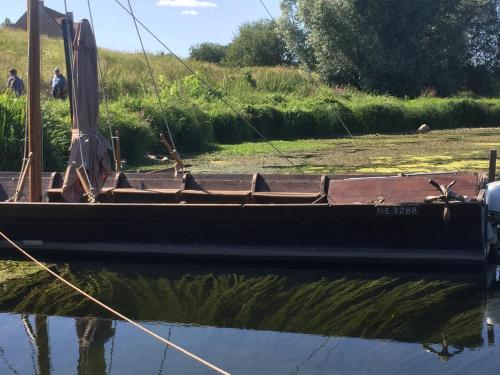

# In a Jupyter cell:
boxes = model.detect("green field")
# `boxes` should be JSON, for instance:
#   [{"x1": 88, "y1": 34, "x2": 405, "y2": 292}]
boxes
[{"x1": 1, "y1": 28, "x2": 500, "y2": 172}]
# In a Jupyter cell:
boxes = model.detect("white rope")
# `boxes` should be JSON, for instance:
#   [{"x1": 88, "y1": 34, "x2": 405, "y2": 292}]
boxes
[{"x1": 0, "y1": 231, "x2": 231, "y2": 375}]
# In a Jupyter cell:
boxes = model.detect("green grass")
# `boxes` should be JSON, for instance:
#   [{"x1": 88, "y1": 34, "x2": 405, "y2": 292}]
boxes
[
  {"x1": 1, "y1": 28, "x2": 500, "y2": 171},
  {"x1": 0, "y1": 28, "x2": 322, "y2": 99},
  {"x1": 135, "y1": 128, "x2": 500, "y2": 174}
]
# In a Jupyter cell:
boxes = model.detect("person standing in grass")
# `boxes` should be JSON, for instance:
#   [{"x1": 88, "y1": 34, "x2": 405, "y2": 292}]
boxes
[
  {"x1": 7, "y1": 69, "x2": 24, "y2": 96},
  {"x1": 50, "y1": 67, "x2": 67, "y2": 99}
]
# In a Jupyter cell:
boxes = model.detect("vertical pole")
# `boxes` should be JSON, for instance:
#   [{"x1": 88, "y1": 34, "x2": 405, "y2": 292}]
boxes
[
  {"x1": 27, "y1": 0, "x2": 42, "y2": 202},
  {"x1": 35, "y1": 315, "x2": 51, "y2": 375},
  {"x1": 113, "y1": 129, "x2": 122, "y2": 172},
  {"x1": 62, "y1": 17, "x2": 74, "y2": 119},
  {"x1": 489, "y1": 149, "x2": 497, "y2": 183}
]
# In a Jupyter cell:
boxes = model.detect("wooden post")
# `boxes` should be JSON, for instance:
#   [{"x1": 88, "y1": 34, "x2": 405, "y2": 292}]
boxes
[
  {"x1": 10, "y1": 152, "x2": 33, "y2": 202},
  {"x1": 113, "y1": 129, "x2": 122, "y2": 172},
  {"x1": 35, "y1": 315, "x2": 51, "y2": 375},
  {"x1": 27, "y1": 0, "x2": 42, "y2": 202},
  {"x1": 489, "y1": 149, "x2": 497, "y2": 183},
  {"x1": 76, "y1": 166, "x2": 96, "y2": 202},
  {"x1": 61, "y1": 16, "x2": 74, "y2": 119},
  {"x1": 159, "y1": 133, "x2": 185, "y2": 175}
]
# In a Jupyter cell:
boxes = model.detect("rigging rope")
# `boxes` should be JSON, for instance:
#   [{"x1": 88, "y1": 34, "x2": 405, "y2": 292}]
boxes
[
  {"x1": 85, "y1": 0, "x2": 118, "y2": 172},
  {"x1": 107, "y1": 320, "x2": 117, "y2": 375},
  {"x1": 255, "y1": 0, "x2": 379, "y2": 175},
  {"x1": 0, "y1": 346, "x2": 21, "y2": 375},
  {"x1": 112, "y1": 0, "x2": 304, "y2": 175},
  {"x1": 0, "y1": 231, "x2": 231, "y2": 375},
  {"x1": 124, "y1": 0, "x2": 178, "y2": 153},
  {"x1": 21, "y1": 315, "x2": 39, "y2": 375},
  {"x1": 157, "y1": 324, "x2": 173, "y2": 375},
  {"x1": 258, "y1": 0, "x2": 276, "y2": 21}
]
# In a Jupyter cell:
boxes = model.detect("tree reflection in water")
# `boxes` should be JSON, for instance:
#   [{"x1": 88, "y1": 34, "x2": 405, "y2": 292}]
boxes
[{"x1": 0, "y1": 261, "x2": 497, "y2": 374}]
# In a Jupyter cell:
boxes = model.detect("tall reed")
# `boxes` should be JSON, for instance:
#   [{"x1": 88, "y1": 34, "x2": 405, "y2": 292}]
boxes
[{"x1": 0, "y1": 93, "x2": 25, "y2": 171}]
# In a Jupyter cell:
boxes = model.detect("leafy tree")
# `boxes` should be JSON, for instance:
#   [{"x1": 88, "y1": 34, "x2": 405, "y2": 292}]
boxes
[
  {"x1": 277, "y1": 0, "x2": 316, "y2": 71},
  {"x1": 189, "y1": 42, "x2": 226, "y2": 64},
  {"x1": 225, "y1": 20, "x2": 289, "y2": 67},
  {"x1": 278, "y1": 0, "x2": 499, "y2": 96},
  {"x1": 0, "y1": 17, "x2": 12, "y2": 29},
  {"x1": 463, "y1": 0, "x2": 500, "y2": 95}
]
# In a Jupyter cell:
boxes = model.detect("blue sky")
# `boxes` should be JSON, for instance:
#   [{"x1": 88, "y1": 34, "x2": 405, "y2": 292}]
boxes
[{"x1": 4, "y1": 0, "x2": 281, "y2": 56}]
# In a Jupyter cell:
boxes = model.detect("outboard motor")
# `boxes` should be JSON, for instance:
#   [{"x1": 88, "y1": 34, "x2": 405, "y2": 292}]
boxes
[{"x1": 486, "y1": 181, "x2": 500, "y2": 263}]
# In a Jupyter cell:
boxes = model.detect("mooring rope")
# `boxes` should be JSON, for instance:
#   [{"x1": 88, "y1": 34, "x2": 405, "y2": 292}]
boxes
[{"x1": 0, "y1": 232, "x2": 231, "y2": 375}]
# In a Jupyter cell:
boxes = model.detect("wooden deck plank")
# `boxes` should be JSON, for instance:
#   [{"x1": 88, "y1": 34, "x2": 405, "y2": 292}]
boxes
[{"x1": 329, "y1": 174, "x2": 479, "y2": 204}]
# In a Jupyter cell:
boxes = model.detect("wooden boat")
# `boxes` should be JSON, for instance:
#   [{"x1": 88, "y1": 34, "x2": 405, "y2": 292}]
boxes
[
  {"x1": 0, "y1": 169, "x2": 496, "y2": 268},
  {"x1": 1, "y1": 1, "x2": 499, "y2": 269}
]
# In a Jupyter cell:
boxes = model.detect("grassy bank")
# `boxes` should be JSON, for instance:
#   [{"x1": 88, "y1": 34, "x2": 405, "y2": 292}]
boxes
[
  {"x1": 173, "y1": 128, "x2": 500, "y2": 175},
  {"x1": 1, "y1": 28, "x2": 500, "y2": 171}
]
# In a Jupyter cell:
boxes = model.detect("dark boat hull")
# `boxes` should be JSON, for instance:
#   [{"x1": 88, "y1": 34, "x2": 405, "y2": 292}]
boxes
[{"x1": 0, "y1": 200, "x2": 488, "y2": 267}]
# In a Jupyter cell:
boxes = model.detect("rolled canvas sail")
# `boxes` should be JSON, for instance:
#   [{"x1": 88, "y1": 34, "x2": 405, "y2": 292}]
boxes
[{"x1": 62, "y1": 19, "x2": 111, "y2": 202}]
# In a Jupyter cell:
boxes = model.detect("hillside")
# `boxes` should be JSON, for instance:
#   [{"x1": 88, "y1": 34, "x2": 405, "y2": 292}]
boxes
[
  {"x1": 0, "y1": 28, "x2": 321, "y2": 98},
  {"x1": 1, "y1": 28, "x2": 500, "y2": 172}
]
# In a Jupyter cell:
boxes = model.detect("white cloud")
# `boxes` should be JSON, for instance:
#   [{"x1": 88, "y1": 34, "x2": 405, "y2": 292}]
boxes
[
  {"x1": 181, "y1": 10, "x2": 199, "y2": 15},
  {"x1": 157, "y1": 0, "x2": 217, "y2": 7}
]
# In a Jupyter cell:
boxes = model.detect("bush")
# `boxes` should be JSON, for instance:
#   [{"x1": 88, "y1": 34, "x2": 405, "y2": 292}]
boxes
[
  {"x1": 189, "y1": 43, "x2": 226, "y2": 64},
  {"x1": 225, "y1": 20, "x2": 289, "y2": 67},
  {"x1": 102, "y1": 99, "x2": 156, "y2": 164},
  {"x1": 208, "y1": 96, "x2": 500, "y2": 144},
  {"x1": 351, "y1": 102, "x2": 410, "y2": 134},
  {"x1": 2, "y1": 91, "x2": 500, "y2": 172},
  {"x1": 210, "y1": 98, "x2": 356, "y2": 143},
  {"x1": 137, "y1": 97, "x2": 214, "y2": 154}
]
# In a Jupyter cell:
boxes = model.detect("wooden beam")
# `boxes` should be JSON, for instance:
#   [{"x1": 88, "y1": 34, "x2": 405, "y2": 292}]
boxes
[
  {"x1": 10, "y1": 152, "x2": 32, "y2": 202},
  {"x1": 27, "y1": 0, "x2": 42, "y2": 202},
  {"x1": 489, "y1": 149, "x2": 497, "y2": 183},
  {"x1": 76, "y1": 166, "x2": 96, "y2": 203},
  {"x1": 61, "y1": 17, "x2": 74, "y2": 119},
  {"x1": 159, "y1": 133, "x2": 185, "y2": 175}
]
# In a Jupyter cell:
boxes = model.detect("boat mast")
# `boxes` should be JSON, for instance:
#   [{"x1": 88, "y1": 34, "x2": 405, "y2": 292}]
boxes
[{"x1": 27, "y1": 0, "x2": 42, "y2": 202}]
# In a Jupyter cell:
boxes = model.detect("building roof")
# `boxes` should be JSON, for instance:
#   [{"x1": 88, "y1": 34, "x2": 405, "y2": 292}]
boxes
[{"x1": 12, "y1": 1, "x2": 67, "y2": 38}]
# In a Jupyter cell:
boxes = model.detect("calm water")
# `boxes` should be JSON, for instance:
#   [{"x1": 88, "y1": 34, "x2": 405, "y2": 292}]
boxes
[{"x1": 0, "y1": 261, "x2": 499, "y2": 375}]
